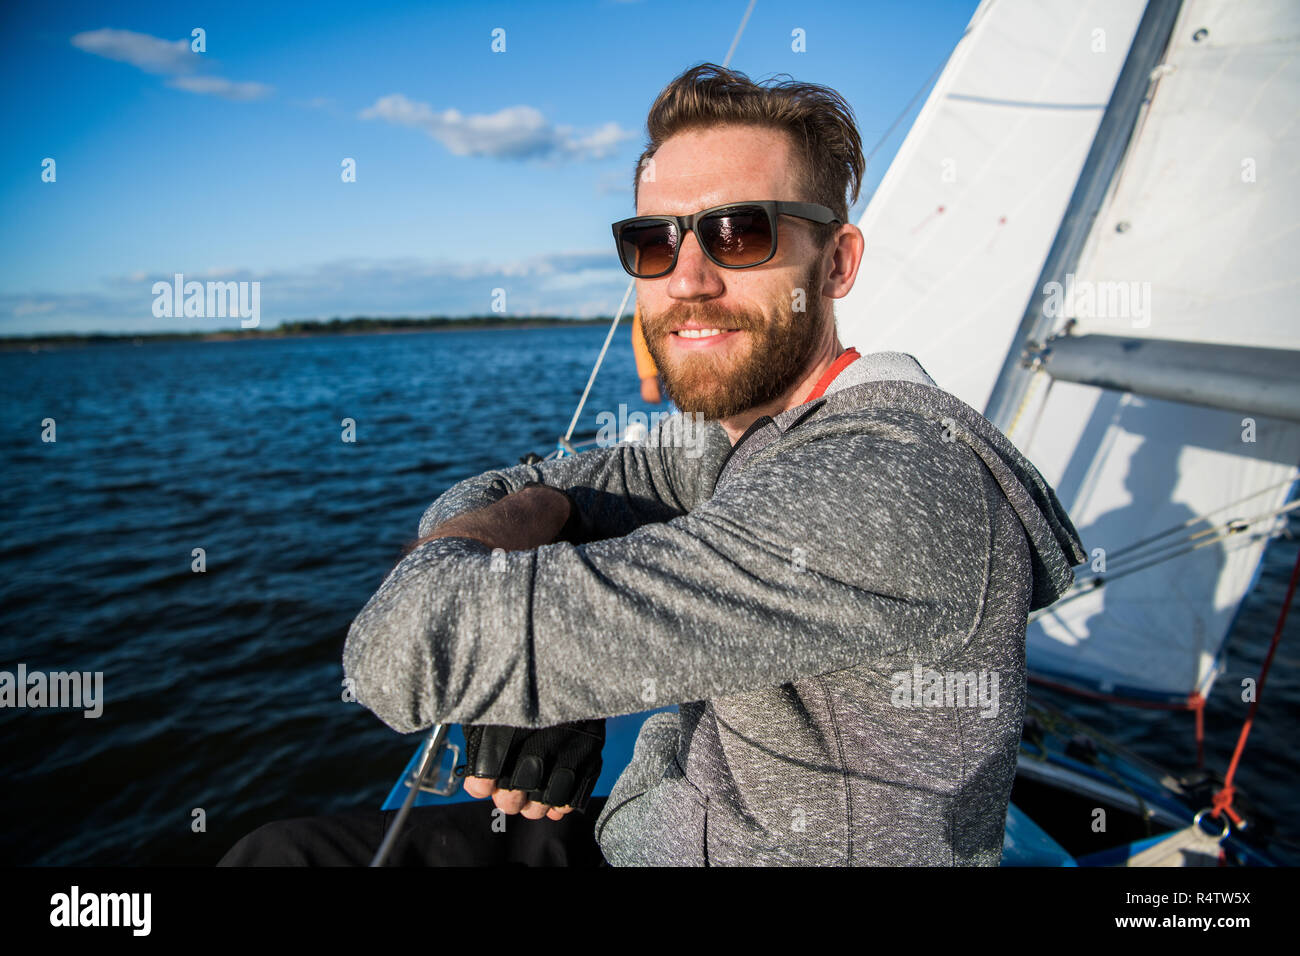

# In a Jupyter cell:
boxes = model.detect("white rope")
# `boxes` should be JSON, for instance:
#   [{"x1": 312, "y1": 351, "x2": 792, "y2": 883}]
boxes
[
  {"x1": 559, "y1": 0, "x2": 758, "y2": 450},
  {"x1": 563, "y1": 278, "x2": 634, "y2": 444},
  {"x1": 723, "y1": 0, "x2": 757, "y2": 69}
]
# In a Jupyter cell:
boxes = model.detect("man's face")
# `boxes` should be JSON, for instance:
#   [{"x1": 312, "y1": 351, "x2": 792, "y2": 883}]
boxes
[{"x1": 636, "y1": 124, "x2": 830, "y2": 420}]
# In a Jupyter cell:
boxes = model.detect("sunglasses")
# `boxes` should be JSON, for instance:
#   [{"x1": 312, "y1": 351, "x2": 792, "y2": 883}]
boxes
[{"x1": 611, "y1": 201, "x2": 841, "y2": 278}]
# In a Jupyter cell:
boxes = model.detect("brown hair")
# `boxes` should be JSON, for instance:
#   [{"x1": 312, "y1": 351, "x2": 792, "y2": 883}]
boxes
[{"x1": 633, "y1": 63, "x2": 865, "y2": 248}]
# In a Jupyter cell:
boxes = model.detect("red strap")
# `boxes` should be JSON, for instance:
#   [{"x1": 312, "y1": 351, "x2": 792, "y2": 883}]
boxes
[
  {"x1": 801, "y1": 347, "x2": 860, "y2": 404},
  {"x1": 1211, "y1": 545, "x2": 1300, "y2": 827}
]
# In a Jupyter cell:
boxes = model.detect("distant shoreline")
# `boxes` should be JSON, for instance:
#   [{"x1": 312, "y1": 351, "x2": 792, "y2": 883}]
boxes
[{"x1": 0, "y1": 316, "x2": 616, "y2": 352}]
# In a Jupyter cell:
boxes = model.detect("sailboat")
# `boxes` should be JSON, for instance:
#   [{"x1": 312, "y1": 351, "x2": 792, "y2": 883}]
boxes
[{"x1": 375, "y1": 0, "x2": 1299, "y2": 866}]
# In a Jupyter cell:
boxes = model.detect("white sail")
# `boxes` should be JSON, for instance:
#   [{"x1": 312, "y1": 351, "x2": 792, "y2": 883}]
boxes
[
  {"x1": 837, "y1": 0, "x2": 1300, "y2": 704},
  {"x1": 1060, "y1": 0, "x2": 1300, "y2": 353},
  {"x1": 1012, "y1": 0, "x2": 1300, "y2": 702},
  {"x1": 837, "y1": 0, "x2": 1146, "y2": 411}
]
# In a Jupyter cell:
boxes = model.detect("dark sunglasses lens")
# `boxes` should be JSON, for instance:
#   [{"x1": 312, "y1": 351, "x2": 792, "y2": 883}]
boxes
[
  {"x1": 619, "y1": 221, "x2": 677, "y2": 276},
  {"x1": 699, "y1": 206, "x2": 773, "y2": 266}
]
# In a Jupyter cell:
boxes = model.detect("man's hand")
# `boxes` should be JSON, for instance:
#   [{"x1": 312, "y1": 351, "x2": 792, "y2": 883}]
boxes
[
  {"x1": 459, "y1": 722, "x2": 605, "y2": 821},
  {"x1": 462, "y1": 775, "x2": 574, "y2": 821},
  {"x1": 409, "y1": 485, "x2": 598, "y2": 819},
  {"x1": 409, "y1": 482, "x2": 572, "y2": 554}
]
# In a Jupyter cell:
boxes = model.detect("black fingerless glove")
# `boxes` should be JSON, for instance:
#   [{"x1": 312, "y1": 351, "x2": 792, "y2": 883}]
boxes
[{"x1": 458, "y1": 720, "x2": 605, "y2": 812}]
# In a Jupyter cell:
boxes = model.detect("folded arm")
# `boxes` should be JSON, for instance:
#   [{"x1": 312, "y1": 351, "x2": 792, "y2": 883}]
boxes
[
  {"x1": 344, "y1": 417, "x2": 992, "y2": 733},
  {"x1": 416, "y1": 413, "x2": 730, "y2": 543}
]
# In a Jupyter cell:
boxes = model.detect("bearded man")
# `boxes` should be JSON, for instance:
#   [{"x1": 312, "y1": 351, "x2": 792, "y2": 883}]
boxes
[{"x1": 220, "y1": 62, "x2": 1083, "y2": 867}]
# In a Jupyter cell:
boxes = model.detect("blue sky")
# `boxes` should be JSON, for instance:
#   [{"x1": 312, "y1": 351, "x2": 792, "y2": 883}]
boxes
[{"x1": 0, "y1": 0, "x2": 978, "y2": 335}]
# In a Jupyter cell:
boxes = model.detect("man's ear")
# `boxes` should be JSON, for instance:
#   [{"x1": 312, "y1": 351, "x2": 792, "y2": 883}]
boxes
[{"x1": 823, "y1": 224, "x2": 865, "y2": 300}]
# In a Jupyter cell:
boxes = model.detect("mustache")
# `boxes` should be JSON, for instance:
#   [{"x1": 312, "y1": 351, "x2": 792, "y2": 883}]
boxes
[{"x1": 641, "y1": 304, "x2": 758, "y2": 334}]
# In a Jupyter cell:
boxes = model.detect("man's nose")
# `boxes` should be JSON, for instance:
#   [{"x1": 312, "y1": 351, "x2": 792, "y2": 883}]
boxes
[{"x1": 668, "y1": 229, "x2": 725, "y2": 299}]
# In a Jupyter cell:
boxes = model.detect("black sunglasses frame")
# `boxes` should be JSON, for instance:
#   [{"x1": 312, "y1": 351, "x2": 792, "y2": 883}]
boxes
[{"x1": 611, "y1": 200, "x2": 842, "y2": 278}]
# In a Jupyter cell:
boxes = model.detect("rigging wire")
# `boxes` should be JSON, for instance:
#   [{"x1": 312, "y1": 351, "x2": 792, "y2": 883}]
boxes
[
  {"x1": 1104, "y1": 477, "x2": 1296, "y2": 564},
  {"x1": 562, "y1": 279, "x2": 634, "y2": 444},
  {"x1": 369, "y1": 724, "x2": 449, "y2": 867},
  {"x1": 1004, "y1": 365, "x2": 1047, "y2": 443},
  {"x1": 1031, "y1": 497, "x2": 1299, "y2": 619},
  {"x1": 858, "y1": 49, "x2": 956, "y2": 195},
  {"x1": 723, "y1": 0, "x2": 757, "y2": 70},
  {"x1": 1016, "y1": 372, "x2": 1055, "y2": 452}
]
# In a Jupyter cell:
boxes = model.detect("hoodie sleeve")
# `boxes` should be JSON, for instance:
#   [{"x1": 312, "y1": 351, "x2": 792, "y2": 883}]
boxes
[
  {"x1": 343, "y1": 413, "x2": 1000, "y2": 732},
  {"x1": 415, "y1": 413, "x2": 729, "y2": 542}
]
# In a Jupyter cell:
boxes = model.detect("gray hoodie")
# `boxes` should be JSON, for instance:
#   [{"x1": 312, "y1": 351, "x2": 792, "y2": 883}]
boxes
[{"x1": 342, "y1": 350, "x2": 1086, "y2": 865}]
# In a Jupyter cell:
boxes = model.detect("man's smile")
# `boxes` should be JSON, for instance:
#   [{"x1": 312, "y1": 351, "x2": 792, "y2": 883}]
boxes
[
  {"x1": 669, "y1": 326, "x2": 742, "y2": 349},
  {"x1": 666, "y1": 320, "x2": 745, "y2": 350}
]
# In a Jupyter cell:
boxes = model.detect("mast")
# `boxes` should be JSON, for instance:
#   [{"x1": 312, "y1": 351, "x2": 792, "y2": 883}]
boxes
[{"x1": 982, "y1": 0, "x2": 1183, "y2": 431}]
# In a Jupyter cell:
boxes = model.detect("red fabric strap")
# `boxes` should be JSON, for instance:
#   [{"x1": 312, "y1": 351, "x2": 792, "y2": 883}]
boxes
[{"x1": 801, "y1": 347, "x2": 860, "y2": 404}]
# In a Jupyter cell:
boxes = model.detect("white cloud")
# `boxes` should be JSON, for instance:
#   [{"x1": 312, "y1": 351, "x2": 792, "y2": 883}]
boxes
[
  {"x1": 558, "y1": 121, "x2": 631, "y2": 159},
  {"x1": 71, "y1": 27, "x2": 273, "y2": 100},
  {"x1": 166, "y1": 75, "x2": 273, "y2": 101},
  {"x1": 360, "y1": 94, "x2": 634, "y2": 161},
  {"x1": 71, "y1": 28, "x2": 196, "y2": 74},
  {"x1": 538, "y1": 268, "x2": 630, "y2": 291}
]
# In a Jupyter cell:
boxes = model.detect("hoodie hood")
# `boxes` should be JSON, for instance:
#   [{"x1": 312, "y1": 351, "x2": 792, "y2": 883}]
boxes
[{"x1": 723, "y1": 350, "x2": 1086, "y2": 612}]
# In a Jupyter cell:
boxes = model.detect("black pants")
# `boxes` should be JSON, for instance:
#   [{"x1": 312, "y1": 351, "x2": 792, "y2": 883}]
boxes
[{"x1": 217, "y1": 797, "x2": 609, "y2": 867}]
